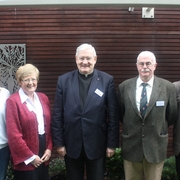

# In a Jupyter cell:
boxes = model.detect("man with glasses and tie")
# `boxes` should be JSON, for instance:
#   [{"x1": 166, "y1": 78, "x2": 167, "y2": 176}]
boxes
[{"x1": 117, "y1": 51, "x2": 177, "y2": 180}]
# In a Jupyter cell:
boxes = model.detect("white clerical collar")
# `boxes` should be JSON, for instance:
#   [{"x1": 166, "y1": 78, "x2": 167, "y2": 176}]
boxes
[{"x1": 79, "y1": 71, "x2": 94, "y2": 77}]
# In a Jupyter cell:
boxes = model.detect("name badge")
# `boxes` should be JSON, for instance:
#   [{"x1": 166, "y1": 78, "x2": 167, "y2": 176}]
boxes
[
  {"x1": 156, "y1": 101, "x2": 165, "y2": 106},
  {"x1": 95, "y1": 89, "x2": 104, "y2": 97}
]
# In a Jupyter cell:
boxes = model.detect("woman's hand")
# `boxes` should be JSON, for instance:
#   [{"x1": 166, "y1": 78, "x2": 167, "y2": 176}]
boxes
[
  {"x1": 41, "y1": 149, "x2": 51, "y2": 162},
  {"x1": 31, "y1": 155, "x2": 43, "y2": 168}
]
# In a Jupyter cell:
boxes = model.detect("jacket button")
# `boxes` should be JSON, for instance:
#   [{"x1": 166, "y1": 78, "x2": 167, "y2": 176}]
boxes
[{"x1": 142, "y1": 135, "x2": 145, "y2": 138}]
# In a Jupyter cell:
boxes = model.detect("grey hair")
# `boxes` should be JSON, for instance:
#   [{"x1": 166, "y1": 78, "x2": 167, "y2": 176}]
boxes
[
  {"x1": 75, "y1": 43, "x2": 97, "y2": 57},
  {"x1": 137, "y1": 51, "x2": 156, "y2": 64}
]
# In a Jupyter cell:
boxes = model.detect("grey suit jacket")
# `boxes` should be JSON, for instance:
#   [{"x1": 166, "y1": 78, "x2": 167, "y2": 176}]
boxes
[
  {"x1": 118, "y1": 76, "x2": 177, "y2": 163},
  {"x1": 173, "y1": 81, "x2": 180, "y2": 156}
]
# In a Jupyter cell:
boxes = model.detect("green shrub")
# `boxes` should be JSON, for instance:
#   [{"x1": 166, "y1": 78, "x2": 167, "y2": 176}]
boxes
[
  {"x1": 105, "y1": 148, "x2": 125, "y2": 180},
  {"x1": 48, "y1": 157, "x2": 66, "y2": 180},
  {"x1": 105, "y1": 148, "x2": 178, "y2": 180},
  {"x1": 161, "y1": 156, "x2": 178, "y2": 180},
  {"x1": 5, "y1": 161, "x2": 14, "y2": 180},
  {"x1": 5, "y1": 150, "x2": 178, "y2": 180}
]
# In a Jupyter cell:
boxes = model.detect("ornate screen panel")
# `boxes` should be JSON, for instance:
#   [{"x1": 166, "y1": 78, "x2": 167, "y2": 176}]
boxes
[{"x1": 0, "y1": 44, "x2": 26, "y2": 94}]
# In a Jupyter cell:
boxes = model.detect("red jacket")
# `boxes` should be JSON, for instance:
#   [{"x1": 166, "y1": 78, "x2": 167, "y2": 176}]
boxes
[{"x1": 6, "y1": 92, "x2": 52, "y2": 171}]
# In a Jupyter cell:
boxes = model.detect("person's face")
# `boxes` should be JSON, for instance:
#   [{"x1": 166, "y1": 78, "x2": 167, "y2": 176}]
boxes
[
  {"x1": 19, "y1": 74, "x2": 38, "y2": 96},
  {"x1": 75, "y1": 48, "x2": 97, "y2": 75},
  {"x1": 136, "y1": 56, "x2": 157, "y2": 82}
]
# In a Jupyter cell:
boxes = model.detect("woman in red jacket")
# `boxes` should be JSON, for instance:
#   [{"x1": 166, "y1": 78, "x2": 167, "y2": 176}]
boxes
[{"x1": 6, "y1": 64, "x2": 52, "y2": 180}]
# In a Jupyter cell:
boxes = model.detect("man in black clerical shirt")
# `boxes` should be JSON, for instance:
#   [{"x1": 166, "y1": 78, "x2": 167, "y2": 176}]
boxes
[{"x1": 52, "y1": 43, "x2": 119, "y2": 180}]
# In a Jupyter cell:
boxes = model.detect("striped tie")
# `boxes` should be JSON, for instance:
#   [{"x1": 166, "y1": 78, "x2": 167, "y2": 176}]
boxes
[{"x1": 140, "y1": 83, "x2": 148, "y2": 118}]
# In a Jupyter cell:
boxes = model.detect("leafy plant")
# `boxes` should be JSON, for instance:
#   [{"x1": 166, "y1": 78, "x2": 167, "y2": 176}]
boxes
[
  {"x1": 5, "y1": 161, "x2": 14, "y2": 180},
  {"x1": 161, "y1": 156, "x2": 178, "y2": 180},
  {"x1": 49, "y1": 157, "x2": 67, "y2": 180},
  {"x1": 105, "y1": 148, "x2": 125, "y2": 180},
  {"x1": 105, "y1": 148, "x2": 178, "y2": 180},
  {"x1": 6, "y1": 149, "x2": 177, "y2": 180}
]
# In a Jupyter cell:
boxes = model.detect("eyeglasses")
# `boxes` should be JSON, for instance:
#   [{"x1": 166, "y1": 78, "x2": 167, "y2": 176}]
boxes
[
  {"x1": 79, "y1": 56, "x2": 93, "y2": 61},
  {"x1": 21, "y1": 78, "x2": 37, "y2": 83},
  {"x1": 138, "y1": 62, "x2": 153, "y2": 67}
]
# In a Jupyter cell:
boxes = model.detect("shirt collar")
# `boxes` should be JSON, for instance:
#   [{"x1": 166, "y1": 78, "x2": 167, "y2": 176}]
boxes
[
  {"x1": 137, "y1": 76, "x2": 154, "y2": 88},
  {"x1": 19, "y1": 88, "x2": 38, "y2": 103}
]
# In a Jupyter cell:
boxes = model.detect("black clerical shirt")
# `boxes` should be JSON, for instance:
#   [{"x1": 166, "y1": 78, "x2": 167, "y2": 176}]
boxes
[{"x1": 78, "y1": 72, "x2": 93, "y2": 109}]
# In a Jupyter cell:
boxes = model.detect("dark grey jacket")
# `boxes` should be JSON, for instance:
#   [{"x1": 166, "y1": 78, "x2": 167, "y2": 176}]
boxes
[
  {"x1": 118, "y1": 76, "x2": 177, "y2": 163},
  {"x1": 173, "y1": 81, "x2": 180, "y2": 156}
]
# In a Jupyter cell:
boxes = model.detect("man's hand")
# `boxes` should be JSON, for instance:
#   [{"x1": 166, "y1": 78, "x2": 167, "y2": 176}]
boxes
[
  {"x1": 106, "y1": 148, "x2": 115, "y2": 158},
  {"x1": 57, "y1": 146, "x2": 67, "y2": 157}
]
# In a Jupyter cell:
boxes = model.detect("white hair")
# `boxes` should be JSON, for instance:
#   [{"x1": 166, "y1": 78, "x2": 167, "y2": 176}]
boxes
[
  {"x1": 75, "y1": 43, "x2": 96, "y2": 56},
  {"x1": 137, "y1": 51, "x2": 156, "y2": 64}
]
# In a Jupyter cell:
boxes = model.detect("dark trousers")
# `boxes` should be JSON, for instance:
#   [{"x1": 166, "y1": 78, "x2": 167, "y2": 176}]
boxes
[
  {"x1": 65, "y1": 147, "x2": 105, "y2": 180},
  {"x1": 14, "y1": 134, "x2": 48, "y2": 180},
  {"x1": 176, "y1": 154, "x2": 180, "y2": 180}
]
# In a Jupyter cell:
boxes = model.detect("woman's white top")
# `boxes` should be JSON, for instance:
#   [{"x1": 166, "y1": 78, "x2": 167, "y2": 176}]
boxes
[
  {"x1": 19, "y1": 88, "x2": 45, "y2": 135},
  {"x1": 0, "y1": 87, "x2": 10, "y2": 149},
  {"x1": 19, "y1": 88, "x2": 45, "y2": 164}
]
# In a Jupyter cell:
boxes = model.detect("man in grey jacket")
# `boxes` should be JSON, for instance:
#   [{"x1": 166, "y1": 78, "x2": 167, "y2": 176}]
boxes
[
  {"x1": 173, "y1": 81, "x2": 180, "y2": 180},
  {"x1": 118, "y1": 51, "x2": 177, "y2": 180}
]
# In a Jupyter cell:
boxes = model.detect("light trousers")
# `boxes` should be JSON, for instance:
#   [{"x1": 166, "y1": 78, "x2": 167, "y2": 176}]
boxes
[{"x1": 124, "y1": 157, "x2": 164, "y2": 180}]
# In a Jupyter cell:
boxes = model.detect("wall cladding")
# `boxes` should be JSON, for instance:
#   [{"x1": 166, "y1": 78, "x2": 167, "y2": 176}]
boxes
[{"x1": 1, "y1": 7, "x2": 180, "y2": 157}]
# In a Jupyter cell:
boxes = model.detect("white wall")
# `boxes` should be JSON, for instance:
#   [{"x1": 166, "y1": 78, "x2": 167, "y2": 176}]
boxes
[{"x1": 0, "y1": 0, "x2": 180, "y2": 7}]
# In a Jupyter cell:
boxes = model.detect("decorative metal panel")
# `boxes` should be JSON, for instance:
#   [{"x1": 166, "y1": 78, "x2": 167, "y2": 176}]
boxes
[{"x1": 0, "y1": 44, "x2": 26, "y2": 94}]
